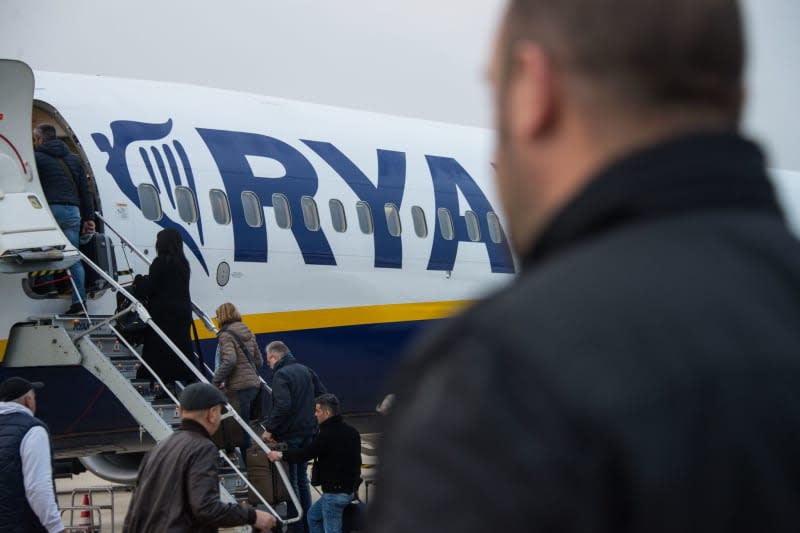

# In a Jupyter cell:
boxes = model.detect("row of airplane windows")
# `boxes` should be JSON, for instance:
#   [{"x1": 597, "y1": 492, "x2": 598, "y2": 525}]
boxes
[{"x1": 136, "y1": 183, "x2": 506, "y2": 244}]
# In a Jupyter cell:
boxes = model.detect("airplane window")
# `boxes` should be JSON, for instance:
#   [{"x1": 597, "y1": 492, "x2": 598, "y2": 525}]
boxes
[
  {"x1": 301, "y1": 196, "x2": 321, "y2": 232},
  {"x1": 411, "y1": 206, "x2": 428, "y2": 238},
  {"x1": 437, "y1": 208, "x2": 455, "y2": 241},
  {"x1": 272, "y1": 193, "x2": 292, "y2": 229},
  {"x1": 209, "y1": 189, "x2": 231, "y2": 225},
  {"x1": 385, "y1": 203, "x2": 402, "y2": 237},
  {"x1": 329, "y1": 199, "x2": 347, "y2": 232},
  {"x1": 241, "y1": 191, "x2": 264, "y2": 228},
  {"x1": 487, "y1": 211, "x2": 505, "y2": 243},
  {"x1": 137, "y1": 183, "x2": 163, "y2": 221},
  {"x1": 356, "y1": 201, "x2": 374, "y2": 234},
  {"x1": 175, "y1": 186, "x2": 198, "y2": 224},
  {"x1": 465, "y1": 210, "x2": 481, "y2": 242}
]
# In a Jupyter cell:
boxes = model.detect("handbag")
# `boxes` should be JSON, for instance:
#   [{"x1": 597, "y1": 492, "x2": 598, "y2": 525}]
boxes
[
  {"x1": 114, "y1": 291, "x2": 148, "y2": 345},
  {"x1": 220, "y1": 327, "x2": 264, "y2": 421},
  {"x1": 211, "y1": 389, "x2": 244, "y2": 452}
]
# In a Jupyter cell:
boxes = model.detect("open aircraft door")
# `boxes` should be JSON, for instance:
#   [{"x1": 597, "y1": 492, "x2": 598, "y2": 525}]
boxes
[{"x1": 0, "y1": 60, "x2": 77, "y2": 273}]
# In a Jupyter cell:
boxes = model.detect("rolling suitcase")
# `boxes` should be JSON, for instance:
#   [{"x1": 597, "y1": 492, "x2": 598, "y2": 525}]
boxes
[
  {"x1": 247, "y1": 446, "x2": 290, "y2": 506},
  {"x1": 80, "y1": 232, "x2": 117, "y2": 292}
]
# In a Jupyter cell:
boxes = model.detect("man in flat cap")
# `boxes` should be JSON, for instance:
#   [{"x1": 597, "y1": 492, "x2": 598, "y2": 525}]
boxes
[
  {"x1": 0, "y1": 377, "x2": 65, "y2": 533},
  {"x1": 123, "y1": 382, "x2": 276, "y2": 533}
]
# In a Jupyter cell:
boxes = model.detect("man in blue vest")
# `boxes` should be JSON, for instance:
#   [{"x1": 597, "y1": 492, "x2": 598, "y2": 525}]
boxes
[{"x1": 0, "y1": 377, "x2": 65, "y2": 533}]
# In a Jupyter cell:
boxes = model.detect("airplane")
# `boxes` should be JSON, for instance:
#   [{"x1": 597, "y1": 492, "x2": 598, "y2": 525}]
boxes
[
  {"x1": 0, "y1": 59, "x2": 517, "y2": 482},
  {"x1": 3, "y1": 59, "x2": 799, "y2": 485}
]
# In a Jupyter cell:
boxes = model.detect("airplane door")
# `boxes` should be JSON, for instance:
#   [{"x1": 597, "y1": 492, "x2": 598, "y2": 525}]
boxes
[{"x1": 0, "y1": 60, "x2": 77, "y2": 273}]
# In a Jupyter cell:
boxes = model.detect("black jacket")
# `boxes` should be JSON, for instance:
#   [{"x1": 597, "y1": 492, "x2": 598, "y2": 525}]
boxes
[
  {"x1": 134, "y1": 255, "x2": 195, "y2": 383},
  {"x1": 283, "y1": 415, "x2": 361, "y2": 494},
  {"x1": 370, "y1": 132, "x2": 800, "y2": 533},
  {"x1": 123, "y1": 420, "x2": 256, "y2": 533},
  {"x1": 265, "y1": 355, "x2": 326, "y2": 440},
  {"x1": 34, "y1": 139, "x2": 94, "y2": 221}
]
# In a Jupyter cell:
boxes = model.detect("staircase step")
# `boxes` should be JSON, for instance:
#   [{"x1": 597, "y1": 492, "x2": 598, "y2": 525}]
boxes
[
  {"x1": 150, "y1": 402, "x2": 181, "y2": 426},
  {"x1": 112, "y1": 358, "x2": 141, "y2": 379},
  {"x1": 219, "y1": 471, "x2": 249, "y2": 495},
  {"x1": 130, "y1": 379, "x2": 156, "y2": 400}
]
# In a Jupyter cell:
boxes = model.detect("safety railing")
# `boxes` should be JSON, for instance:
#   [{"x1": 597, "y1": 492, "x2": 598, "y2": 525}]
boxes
[
  {"x1": 97, "y1": 212, "x2": 273, "y2": 396},
  {"x1": 95, "y1": 213, "x2": 217, "y2": 335},
  {"x1": 75, "y1": 245, "x2": 301, "y2": 526}
]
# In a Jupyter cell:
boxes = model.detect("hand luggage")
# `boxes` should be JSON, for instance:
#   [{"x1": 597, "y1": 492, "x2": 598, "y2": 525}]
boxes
[
  {"x1": 246, "y1": 446, "x2": 290, "y2": 506},
  {"x1": 115, "y1": 291, "x2": 148, "y2": 345},
  {"x1": 80, "y1": 232, "x2": 117, "y2": 292},
  {"x1": 211, "y1": 391, "x2": 244, "y2": 452}
]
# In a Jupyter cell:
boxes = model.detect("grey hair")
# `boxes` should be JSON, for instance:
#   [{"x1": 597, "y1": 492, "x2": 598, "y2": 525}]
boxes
[{"x1": 265, "y1": 340, "x2": 290, "y2": 358}]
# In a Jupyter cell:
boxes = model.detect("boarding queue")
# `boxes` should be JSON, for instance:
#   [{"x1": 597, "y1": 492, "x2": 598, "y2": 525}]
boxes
[{"x1": 0, "y1": 330, "x2": 362, "y2": 533}]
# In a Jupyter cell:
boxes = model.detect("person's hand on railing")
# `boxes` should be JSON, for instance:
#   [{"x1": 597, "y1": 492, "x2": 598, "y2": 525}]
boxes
[{"x1": 266, "y1": 450, "x2": 283, "y2": 463}]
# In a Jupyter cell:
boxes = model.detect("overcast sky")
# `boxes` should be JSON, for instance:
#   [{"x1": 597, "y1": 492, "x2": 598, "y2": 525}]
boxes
[{"x1": 1, "y1": 0, "x2": 797, "y2": 170}]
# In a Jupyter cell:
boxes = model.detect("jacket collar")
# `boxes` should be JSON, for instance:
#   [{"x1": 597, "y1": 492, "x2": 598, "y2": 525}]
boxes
[
  {"x1": 522, "y1": 131, "x2": 781, "y2": 270},
  {"x1": 273, "y1": 354, "x2": 297, "y2": 372},
  {"x1": 320, "y1": 414, "x2": 342, "y2": 428},
  {"x1": 178, "y1": 418, "x2": 211, "y2": 438},
  {"x1": 34, "y1": 139, "x2": 69, "y2": 157}
]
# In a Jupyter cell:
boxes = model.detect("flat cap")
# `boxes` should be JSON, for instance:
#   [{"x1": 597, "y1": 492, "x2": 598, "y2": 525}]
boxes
[
  {"x1": 0, "y1": 377, "x2": 44, "y2": 402},
  {"x1": 179, "y1": 382, "x2": 227, "y2": 411}
]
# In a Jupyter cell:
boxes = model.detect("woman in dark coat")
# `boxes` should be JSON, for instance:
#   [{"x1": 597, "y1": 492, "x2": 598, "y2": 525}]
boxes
[{"x1": 134, "y1": 228, "x2": 195, "y2": 387}]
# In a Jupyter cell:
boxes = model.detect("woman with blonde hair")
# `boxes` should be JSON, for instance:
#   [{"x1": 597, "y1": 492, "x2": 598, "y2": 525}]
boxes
[{"x1": 213, "y1": 302, "x2": 264, "y2": 452}]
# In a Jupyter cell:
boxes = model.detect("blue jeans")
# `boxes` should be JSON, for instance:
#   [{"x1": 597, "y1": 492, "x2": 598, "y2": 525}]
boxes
[
  {"x1": 50, "y1": 204, "x2": 85, "y2": 303},
  {"x1": 236, "y1": 387, "x2": 259, "y2": 451},
  {"x1": 308, "y1": 492, "x2": 353, "y2": 533},
  {"x1": 286, "y1": 435, "x2": 313, "y2": 533}
]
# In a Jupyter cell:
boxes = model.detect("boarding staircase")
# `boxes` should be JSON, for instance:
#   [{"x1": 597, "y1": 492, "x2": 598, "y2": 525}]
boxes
[{"x1": 36, "y1": 214, "x2": 301, "y2": 532}]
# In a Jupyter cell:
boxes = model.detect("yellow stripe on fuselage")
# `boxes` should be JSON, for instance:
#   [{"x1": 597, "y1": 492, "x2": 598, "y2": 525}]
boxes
[
  {"x1": 193, "y1": 300, "x2": 473, "y2": 340},
  {"x1": 0, "y1": 301, "x2": 472, "y2": 361}
]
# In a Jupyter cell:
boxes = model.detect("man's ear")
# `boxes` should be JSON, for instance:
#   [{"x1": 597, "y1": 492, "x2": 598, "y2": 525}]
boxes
[{"x1": 506, "y1": 42, "x2": 558, "y2": 141}]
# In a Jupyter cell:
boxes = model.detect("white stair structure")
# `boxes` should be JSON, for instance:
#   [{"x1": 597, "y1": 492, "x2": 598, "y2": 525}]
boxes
[{"x1": 34, "y1": 237, "x2": 302, "y2": 532}]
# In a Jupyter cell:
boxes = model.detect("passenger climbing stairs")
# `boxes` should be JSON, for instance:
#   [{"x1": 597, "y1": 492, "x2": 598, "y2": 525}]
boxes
[
  {"x1": 39, "y1": 309, "x2": 291, "y2": 532},
  {"x1": 24, "y1": 224, "x2": 301, "y2": 532}
]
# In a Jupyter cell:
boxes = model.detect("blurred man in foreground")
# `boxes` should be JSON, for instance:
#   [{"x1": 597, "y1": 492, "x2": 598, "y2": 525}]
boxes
[{"x1": 370, "y1": 1, "x2": 800, "y2": 531}]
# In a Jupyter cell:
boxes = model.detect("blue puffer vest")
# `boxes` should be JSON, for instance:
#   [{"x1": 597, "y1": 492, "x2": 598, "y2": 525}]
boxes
[{"x1": 0, "y1": 411, "x2": 50, "y2": 532}]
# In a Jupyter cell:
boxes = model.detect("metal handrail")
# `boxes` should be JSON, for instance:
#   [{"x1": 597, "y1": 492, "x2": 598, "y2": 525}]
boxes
[
  {"x1": 94, "y1": 212, "x2": 218, "y2": 335},
  {"x1": 77, "y1": 251, "x2": 302, "y2": 525},
  {"x1": 98, "y1": 211, "x2": 273, "y2": 397}
]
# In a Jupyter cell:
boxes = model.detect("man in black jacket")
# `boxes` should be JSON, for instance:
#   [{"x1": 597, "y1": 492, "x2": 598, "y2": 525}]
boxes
[
  {"x1": 262, "y1": 341, "x2": 327, "y2": 533},
  {"x1": 370, "y1": 1, "x2": 800, "y2": 532},
  {"x1": 123, "y1": 383, "x2": 275, "y2": 533},
  {"x1": 33, "y1": 124, "x2": 95, "y2": 315},
  {"x1": 268, "y1": 394, "x2": 361, "y2": 533}
]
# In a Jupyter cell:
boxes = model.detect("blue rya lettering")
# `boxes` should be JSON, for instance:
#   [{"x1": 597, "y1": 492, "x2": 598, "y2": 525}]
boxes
[
  {"x1": 197, "y1": 129, "x2": 335, "y2": 265},
  {"x1": 426, "y1": 156, "x2": 515, "y2": 274},
  {"x1": 302, "y1": 141, "x2": 406, "y2": 269}
]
